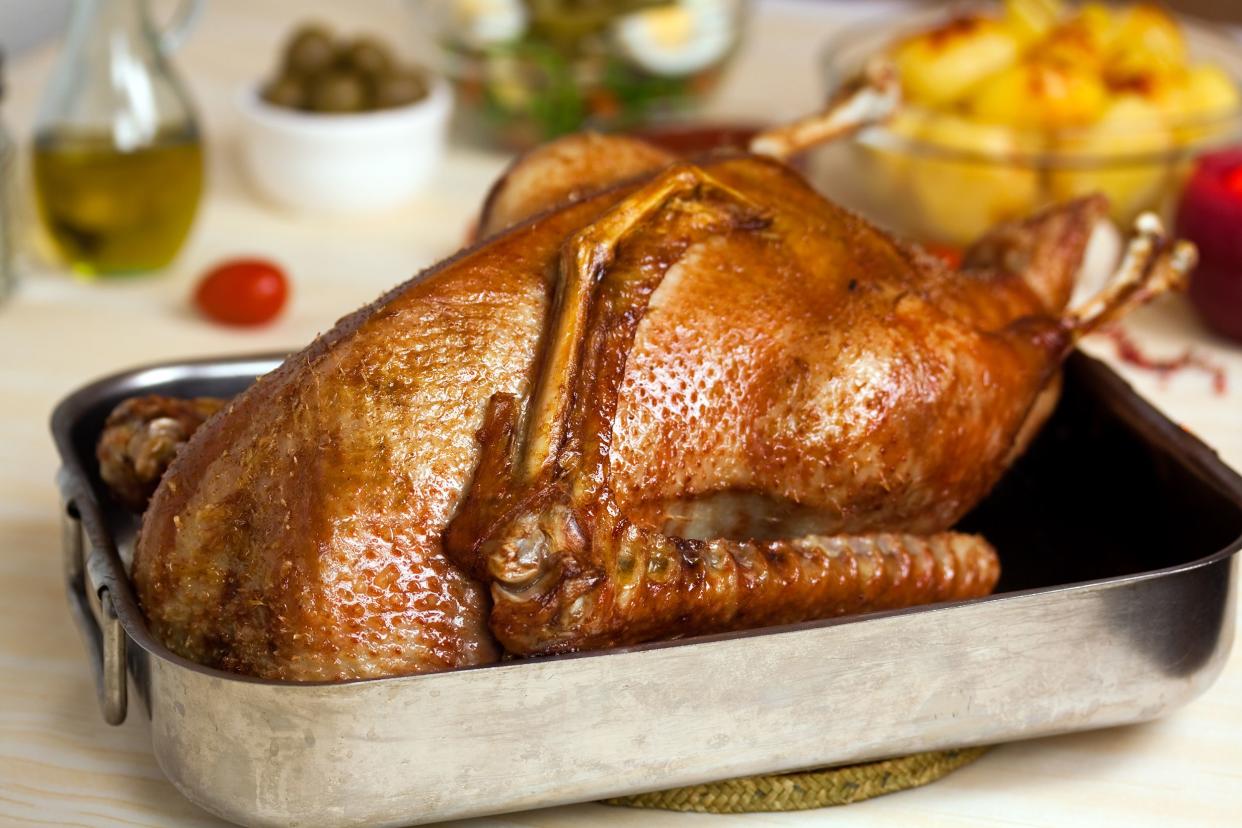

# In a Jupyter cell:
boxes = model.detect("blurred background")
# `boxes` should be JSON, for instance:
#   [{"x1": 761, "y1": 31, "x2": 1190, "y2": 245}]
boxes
[
  {"x1": 3, "y1": 7, "x2": 1241, "y2": 826},
  {"x1": 3, "y1": 0, "x2": 1242, "y2": 341},
  {"x1": 3, "y1": 0, "x2": 1241, "y2": 55}
]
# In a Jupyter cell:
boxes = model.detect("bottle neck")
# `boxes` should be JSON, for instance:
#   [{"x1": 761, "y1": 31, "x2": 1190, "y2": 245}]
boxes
[
  {"x1": 65, "y1": 0, "x2": 159, "y2": 56},
  {"x1": 43, "y1": 0, "x2": 186, "y2": 149}
]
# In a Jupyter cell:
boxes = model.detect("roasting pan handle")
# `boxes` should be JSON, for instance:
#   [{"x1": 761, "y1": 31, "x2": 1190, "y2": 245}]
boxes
[{"x1": 62, "y1": 501, "x2": 128, "y2": 725}]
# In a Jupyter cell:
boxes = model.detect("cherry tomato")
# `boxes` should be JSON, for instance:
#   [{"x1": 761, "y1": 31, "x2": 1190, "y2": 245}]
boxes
[{"x1": 194, "y1": 258, "x2": 289, "y2": 326}]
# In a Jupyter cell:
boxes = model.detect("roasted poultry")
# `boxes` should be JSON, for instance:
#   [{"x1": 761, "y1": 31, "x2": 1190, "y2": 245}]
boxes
[{"x1": 125, "y1": 77, "x2": 1193, "y2": 680}]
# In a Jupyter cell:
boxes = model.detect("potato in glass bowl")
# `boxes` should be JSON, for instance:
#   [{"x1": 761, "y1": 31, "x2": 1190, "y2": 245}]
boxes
[{"x1": 810, "y1": 0, "x2": 1242, "y2": 246}]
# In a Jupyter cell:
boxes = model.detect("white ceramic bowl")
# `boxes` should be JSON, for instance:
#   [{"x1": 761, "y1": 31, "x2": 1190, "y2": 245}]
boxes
[{"x1": 236, "y1": 76, "x2": 452, "y2": 213}]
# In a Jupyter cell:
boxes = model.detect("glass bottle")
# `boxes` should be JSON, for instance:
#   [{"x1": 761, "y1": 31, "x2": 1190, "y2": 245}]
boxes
[
  {"x1": 32, "y1": 0, "x2": 205, "y2": 277},
  {"x1": 0, "y1": 52, "x2": 15, "y2": 301}
]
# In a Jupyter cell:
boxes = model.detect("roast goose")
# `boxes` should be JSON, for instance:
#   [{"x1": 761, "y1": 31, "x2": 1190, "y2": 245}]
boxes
[{"x1": 115, "y1": 74, "x2": 1194, "y2": 679}]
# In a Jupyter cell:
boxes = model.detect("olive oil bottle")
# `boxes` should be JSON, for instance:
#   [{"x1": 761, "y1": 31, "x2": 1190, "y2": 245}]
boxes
[
  {"x1": 0, "y1": 53, "x2": 16, "y2": 301},
  {"x1": 34, "y1": 129, "x2": 203, "y2": 274},
  {"x1": 33, "y1": 0, "x2": 205, "y2": 276}
]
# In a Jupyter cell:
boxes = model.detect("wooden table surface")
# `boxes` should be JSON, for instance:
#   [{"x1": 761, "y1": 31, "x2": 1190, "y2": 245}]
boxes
[{"x1": 2, "y1": 1, "x2": 1240, "y2": 825}]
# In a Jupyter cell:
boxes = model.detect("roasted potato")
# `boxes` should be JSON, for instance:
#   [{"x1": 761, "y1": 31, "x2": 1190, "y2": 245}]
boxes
[
  {"x1": 891, "y1": 16, "x2": 1022, "y2": 107},
  {"x1": 902, "y1": 114, "x2": 1041, "y2": 241},
  {"x1": 881, "y1": 0, "x2": 1240, "y2": 240},
  {"x1": 1051, "y1": 94, "x2": 1173, "y2": 221}
]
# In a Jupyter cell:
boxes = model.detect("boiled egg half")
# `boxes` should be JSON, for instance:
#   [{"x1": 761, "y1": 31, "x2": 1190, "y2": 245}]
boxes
[{"x1": 615, "y1": 0, "x2": 737, "y2": 77}]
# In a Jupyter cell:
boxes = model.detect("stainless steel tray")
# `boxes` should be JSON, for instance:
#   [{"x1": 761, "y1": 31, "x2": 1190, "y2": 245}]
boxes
[{"x1": 52, "y1": 352, "x2": 1242, "y2": 828}]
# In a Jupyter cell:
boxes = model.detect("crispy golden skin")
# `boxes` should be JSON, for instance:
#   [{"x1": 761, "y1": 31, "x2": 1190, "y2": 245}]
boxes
[
  {"x1": 136, "y1": 136, "x2": 1170, "y2": 679},
  {"x1": 478, "y1": 132, "x2": 675, "y2": 238}
]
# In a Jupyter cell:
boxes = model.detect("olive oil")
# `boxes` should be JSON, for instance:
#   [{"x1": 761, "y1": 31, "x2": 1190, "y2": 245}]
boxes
[{"x1": 33, "y1": 130, "x2": 203, "y2": 275}]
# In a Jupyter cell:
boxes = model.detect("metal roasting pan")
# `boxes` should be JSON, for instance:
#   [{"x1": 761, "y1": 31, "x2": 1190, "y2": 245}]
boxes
[{"x1": 51, "y1": 351, "x2": 1242, "y2": 828}]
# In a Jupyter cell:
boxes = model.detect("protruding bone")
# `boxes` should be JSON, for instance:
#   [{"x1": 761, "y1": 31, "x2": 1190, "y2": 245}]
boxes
[
  {"x1": 749, "y1": 60, "x2": 900, "y2": 161},
  {"x1": 1066, "y1": 212, "x2": 1196, "y2": 341}
]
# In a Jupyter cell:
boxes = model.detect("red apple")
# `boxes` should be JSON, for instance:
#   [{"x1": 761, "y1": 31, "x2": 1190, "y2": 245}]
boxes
[{"x1": 1176, "y1": 149, "x2": 1242, "y2": 343}]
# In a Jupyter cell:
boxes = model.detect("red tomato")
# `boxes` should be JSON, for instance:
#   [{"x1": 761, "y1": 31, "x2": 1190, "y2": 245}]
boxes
[{"x1": 194, "y1": 258, "x2": 288, "y2": 326}]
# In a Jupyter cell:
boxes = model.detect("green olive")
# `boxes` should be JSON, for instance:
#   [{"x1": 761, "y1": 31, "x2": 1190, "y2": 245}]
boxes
[
  {"x1": 372, "y1": 69, "x2": 429, "y2": 109},
  {"x1": 283, "y1": 24, "x2": 337, "y2": 77},
  {"x1": 309, "y1": 72, "x2": 368, "y2": 113},
  {"x1": 340, "y1": 36, "x2": 393, "y2": 78},
  {"x1": 261, "y1": 74, "x2": 308, "y2": 110}
]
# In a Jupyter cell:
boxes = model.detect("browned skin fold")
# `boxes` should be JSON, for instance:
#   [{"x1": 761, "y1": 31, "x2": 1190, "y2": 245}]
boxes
[
  {"x1": 136, "y1": 130, "x2": 1170, "y2": 679},
  {"x1": 478, "y1": 132, "x2": 675, "y2": 239}
]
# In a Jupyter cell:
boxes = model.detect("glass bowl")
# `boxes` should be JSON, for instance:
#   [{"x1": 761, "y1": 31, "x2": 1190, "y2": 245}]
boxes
[
  {"x1": 809, "y1": 6, "x2": 1242, "y2": 246},
  {"x1": 408, "y1": 0, "x2": 750, "y2": 151}
]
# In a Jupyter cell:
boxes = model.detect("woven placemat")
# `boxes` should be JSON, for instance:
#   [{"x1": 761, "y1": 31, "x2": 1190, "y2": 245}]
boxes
[{"x1": 602, "y1": 747, "x2": 988, "y2": 813}]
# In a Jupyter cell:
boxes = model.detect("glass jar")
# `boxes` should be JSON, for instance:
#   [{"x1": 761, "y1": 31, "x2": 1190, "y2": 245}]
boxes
[
  {"x1": 32, "y1": 0, "x2": 205, "y2": 276},
  {"x1": 410, "y1": 0, "x2": 750, "y2": 151}
]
